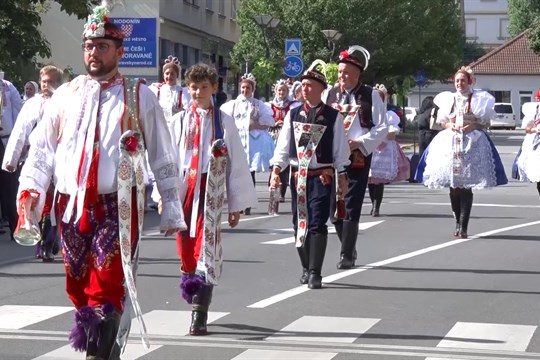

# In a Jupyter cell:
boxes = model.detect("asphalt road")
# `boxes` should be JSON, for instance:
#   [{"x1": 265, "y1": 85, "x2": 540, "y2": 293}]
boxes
[{"x1": 1, "y1": 130, "x2": 539, "y2": 360}]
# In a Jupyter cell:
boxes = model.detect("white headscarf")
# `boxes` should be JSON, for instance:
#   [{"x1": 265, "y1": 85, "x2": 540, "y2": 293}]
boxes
[{"x1": 23, "y1": 81, "x2": 39, "y2": 101}]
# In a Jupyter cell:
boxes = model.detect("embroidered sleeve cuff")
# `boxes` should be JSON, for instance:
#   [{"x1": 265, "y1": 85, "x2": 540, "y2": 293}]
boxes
[{"x1": 160, "y1": 198, "x2": 187, "y2": 232}]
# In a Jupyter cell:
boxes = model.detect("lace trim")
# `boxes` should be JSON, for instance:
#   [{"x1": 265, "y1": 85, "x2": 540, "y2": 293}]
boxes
[
  {"x1": 160, "y1": 187, "x2": 179, "y2": 203},
  {"x1": 155, "y1": 163, "x2": 178, "y2": 181}
]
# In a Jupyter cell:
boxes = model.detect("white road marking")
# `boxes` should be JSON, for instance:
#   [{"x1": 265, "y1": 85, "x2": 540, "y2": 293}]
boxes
[
  {"x1": 248, "y1": 220, "x2": 540, "y2": 308},
  {"x1": 426, "y1": 322, "x2": 537, "y2": 360},
  {"x1": 0, "y1": 305, "x2": 73, "y2": 330},
  {"x1": 33, "y1": 310, "x2": 230, "y2": 360},
  {"x1": 232, "y1": 349, "x2": 337, "y2": 360},
  {"x1": 266, "y1": 316, "x2": 380, "y2": 343},
  {"x1": 261, "y1": 221, "x2": 385, "y2": 245}
]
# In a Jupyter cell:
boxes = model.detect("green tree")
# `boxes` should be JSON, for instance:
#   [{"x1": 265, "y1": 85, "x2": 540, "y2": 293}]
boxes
[
  {"x1": 463, "y1": 41, "x2": 487, "y2": 65},
  {"x1": 232, "y1": 0, "x2": 463, "y2": 98},
  {"x1": 0, "y1": 0, "x2": 98, "y2": 87},
  {"x1": 507, "y1": 0, "x2": 540, "y2": 36}
]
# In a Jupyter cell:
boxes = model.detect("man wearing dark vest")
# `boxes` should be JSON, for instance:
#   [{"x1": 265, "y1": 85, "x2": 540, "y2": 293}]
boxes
[
  {"x1": 325, "y1": 46, "x2": 387, "y2": 270},
  {"x1": 270, "y1": 60, "x2": 350, "y2": 289}
]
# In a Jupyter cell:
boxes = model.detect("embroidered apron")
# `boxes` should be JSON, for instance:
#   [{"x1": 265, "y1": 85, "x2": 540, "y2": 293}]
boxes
[
  {"x1": 116, "y1": 78, "x2": 149, "y2": 351},
  {"x1": 293, "y1": 121, "x2": 327, "y2": 247},
  {"x1": 195, "y1": 109, "x2": 227, "y2": 285}
]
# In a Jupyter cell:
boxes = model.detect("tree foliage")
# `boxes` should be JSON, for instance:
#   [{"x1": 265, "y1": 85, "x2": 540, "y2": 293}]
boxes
[
  {"x1": 507, "y1": 0, "x2": 540, "y2": 37},
  {"x1": 0, "y1": 0, "x2": 98, "y2": 88},
  {"x1": 232, "y1": 0, "x2": 464, "y2": 96}
]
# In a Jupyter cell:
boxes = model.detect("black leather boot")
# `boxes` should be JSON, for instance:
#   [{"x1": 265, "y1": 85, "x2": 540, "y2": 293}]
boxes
[
  {"x1": 449, "y1": 188, "x2": 461, "y2": 237},
  {"x1": 337, "y1": 220, "x2": 358, "y2": 269},
  {"x1": 87, "y1": 308, "x2": 121, "y2": 360},
  {"x1": 372, "y1": 184, "x2": 384, "y2": 217},
  {"x1": 190, "y1": 284, "x2": 213, "y2": 335},
  {"x1": 368, "y1": 184, "x2": 375, "y2": 215},
  {"x1": 459, "y1": 190, "x2": 473, "y2": 239},
  {"x1": 40, "y1": 216, "x2": 54, "y2": 262},
  {"x1": 308, "y1": 233, "x2": 327, "y2": 289},
  {"x1": 297, "y1": 237, "x2": 310, "y2": 284}
]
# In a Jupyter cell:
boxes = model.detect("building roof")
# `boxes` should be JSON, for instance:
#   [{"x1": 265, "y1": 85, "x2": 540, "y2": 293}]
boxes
[{"x1": 469, "y1": 31, "x2": 540, "y2": 75}]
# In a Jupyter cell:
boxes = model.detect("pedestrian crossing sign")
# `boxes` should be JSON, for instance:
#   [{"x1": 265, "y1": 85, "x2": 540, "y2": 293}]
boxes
[{"x1": 285, "y1": 39, "x2": 301, "y2": 56}]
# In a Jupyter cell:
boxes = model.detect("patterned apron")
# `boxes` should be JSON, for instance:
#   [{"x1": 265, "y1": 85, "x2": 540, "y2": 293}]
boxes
[
  {"x1": 452, "y1": 93, "x2": 472, "y2": 183},
  {"x1": 116, "y1": 78, "x2": 149, "y2": 351},
  {"x1": 293, "y1": 121, "x2": 327, "y2": 247},
  {"x1": 196, "y1": 109, "x2": 227, "y2": 285}
]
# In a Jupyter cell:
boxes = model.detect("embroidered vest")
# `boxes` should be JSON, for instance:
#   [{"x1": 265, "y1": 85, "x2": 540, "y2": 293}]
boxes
[{"x1": 288, "y1": 104, "x2": 337, "y2": 164}]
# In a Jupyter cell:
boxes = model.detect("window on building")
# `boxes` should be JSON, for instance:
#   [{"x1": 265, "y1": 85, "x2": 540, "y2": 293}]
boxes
[
  {"x1": 219, "y1": 0, "x2": 225, "y2": 15},
  {"x1": 205, "y1": 0, "x2": 212, "y2": 10},
  {"x1": 492, "y1": 90, "x2": 511, "y2": 103},
  {"x1": 465, "y1": 19, "x2": 477, "y2": 40},
  {"x1": 231, "y1": 0, "x2": 237, "y2": 19},
  {"x1": 184, "y1": 0, "x2": 199, "y2": 6},
  {"x1": 499, "y1": 18, "x2": 509, "y2": 40}
]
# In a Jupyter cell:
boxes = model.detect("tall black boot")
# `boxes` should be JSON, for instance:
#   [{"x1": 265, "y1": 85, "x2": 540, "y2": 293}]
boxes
[
  {"x1": 297, "y1": 236, "x2": 310, "y2": 284},
  {"x1": 334, "y1": 220, "x2": 343, "y2": 241},
  {"x1": 372, "y1": 184, "x2": 384, "y2": 217},
  {"x1": 86, "y1": 305, "x2": 121, "y2": 360},
  {"x1": 449, "y1": 188, "x2": 461, "y2": 237},
  {"x1": 459, "y1": 190, "x2": 473, "y2": 239},
  {"x1": 537, "y1": 182, "x2": 540, "y2": 198},
  {"x1": 40, "y1": 216, "x2": 54, "y2": 262},
  {"x1": 308, "y1": 233, "x2": 327, "y2": 289},
  {"x1": 337, "y1": 220, "x2": 358, "y2": 269},
  {"x1": 368, "y1": 184, "x2": 375, "y2": 215},
  {"x1": 190, "y1": 284, "x2": 214, "y2": 336}
]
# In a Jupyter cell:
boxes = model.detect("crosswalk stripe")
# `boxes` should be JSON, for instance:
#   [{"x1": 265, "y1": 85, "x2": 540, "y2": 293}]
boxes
[
  {"x1": 33, "y1": 310, "x2": 229, "y2": 360},
  {"x1": 266, "y1": 316, "x2": 380, "y2": 343},
  {"x1": 425, "y1": 322, "x2": 537, "y2": 360},
  {"x1": 0, "y1": 305, "x2": 73, "y2": 330},
  {"x1": 231, "y1": 349, "x2": 338, "y2": 359}
]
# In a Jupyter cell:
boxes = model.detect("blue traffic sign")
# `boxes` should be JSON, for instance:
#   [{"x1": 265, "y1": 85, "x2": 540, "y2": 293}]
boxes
[
  {"x1": 283, "y1": 55, "x2": 304, "y2": 77},
  {"x1": 285, "y1": 39, "x2": 302, "y2": 56},
  {"x1": 414, "y1": 70, "x2": 428, "y2": 87}
]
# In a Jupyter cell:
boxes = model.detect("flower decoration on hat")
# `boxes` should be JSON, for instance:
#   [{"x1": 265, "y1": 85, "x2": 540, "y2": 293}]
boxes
[
  {"x1": 240, "y1": 73, "x2": 257, "y2": 89},
  {"x1": 338, "y1": 45, "x2": 371, "y2": 71},
  {"x1": 301, "y1": 59, "x2": 328, "y2": 88},
  {"x1": 83, "y1": 0, "x2": 125, "y2": 40},
  {"x1": 457, "y1": 65, "x2": 475, "y2": 85},
  {"x1": 535, "y1": 89, "x2": 540, "y2": 100}
]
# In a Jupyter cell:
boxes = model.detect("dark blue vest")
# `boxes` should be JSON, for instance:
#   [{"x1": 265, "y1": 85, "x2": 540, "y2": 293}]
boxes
[{"x1": 288, "y1": 104, "x2": 338, "y2": 164}]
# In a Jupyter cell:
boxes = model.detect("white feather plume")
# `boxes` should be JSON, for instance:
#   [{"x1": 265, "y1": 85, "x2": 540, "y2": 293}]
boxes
[
  {"x1": 347, "y1": 45, "x2": 371, "y2": 70},
  {"x1": 102, "y1": 0, "x2": 126, "y2": 10},
  {"x1": 307, "y1": 59, "x2": 327, "y2": 72}
]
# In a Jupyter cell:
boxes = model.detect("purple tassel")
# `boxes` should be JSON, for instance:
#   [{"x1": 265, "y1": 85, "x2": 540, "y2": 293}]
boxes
[
  {"x1": 100, "y1": 303, "x2": 116, "y2": 317},
  {"x1": 68, "y1": 306, "x2": 100, "y2": 352},
  {"x1": 180, "y1": 274, "x2": 205, "y2": 304}
]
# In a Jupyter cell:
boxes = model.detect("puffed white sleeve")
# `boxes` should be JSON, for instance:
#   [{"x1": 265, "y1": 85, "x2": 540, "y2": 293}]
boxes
[
  {"x1": 270, "y1": 111, "x2": 292, "y2": 170},
  {"x1": 138, "y1": 85, "x2": 187, "y2": 231},
  {"x1": 222, "y1": 112, "x2": 257, "y2": 212},
  {"x1": 333, "y1": 113, "x2": 351, "y2": 173},
  {"x1": 2, "y1": 99, "x2": 36, "y2": 170},
  {"x1": 357, "y1": 90, "x2": 388, "y2": 155},
  {"x1": 258, "y1": 100, "x2": 275, "y2": 127}
]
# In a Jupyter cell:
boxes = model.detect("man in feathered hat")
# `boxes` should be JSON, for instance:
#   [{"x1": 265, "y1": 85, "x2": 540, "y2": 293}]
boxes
[
  {"x1": 16, "y1": 1, "x2": 185, "y2": 358},
  {"x1": 325, "y1": 45, "x2": 388, "y2": 270},
  {"x1": 270, "y1": 60, "x2": 350, "y2": 289}
]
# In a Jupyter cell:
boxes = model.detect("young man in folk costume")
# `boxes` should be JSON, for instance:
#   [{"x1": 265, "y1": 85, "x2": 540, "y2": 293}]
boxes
[
  {"x1": 270, "y1": 60, "x2": 350, "y2": 289},
  {"x1": 17, "y1": 1, "x2": 186, "y2": 359},
  {"x1": 3, "y1": 65, "x2": 64, "y2": 261},
  {"x1": 149, "y1": 55, "x2": 191, "y2": 125},
  {"x1": 170, "y1": 63, "x2": 256, "y2": 335},
  {"x1": 324, "y1": 45, "x2": 387, "y2": 270}
]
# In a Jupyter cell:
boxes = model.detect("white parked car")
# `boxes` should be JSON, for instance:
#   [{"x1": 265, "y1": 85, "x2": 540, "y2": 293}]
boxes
[
  {"x1": 490, "y1": 103, "x2": 516, "y2": 130},
  {"x1": 404, "y1": 107, "x2": 418, "y2": 123}
]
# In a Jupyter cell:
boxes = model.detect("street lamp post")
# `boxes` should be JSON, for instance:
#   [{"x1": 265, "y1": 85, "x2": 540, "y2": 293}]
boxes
[
  {"x1": 253, "y1": 14, "x2": 280, "y2": 100},
  {"x1": 321, "y1": 29, "x2": 342, "y2": 62}
]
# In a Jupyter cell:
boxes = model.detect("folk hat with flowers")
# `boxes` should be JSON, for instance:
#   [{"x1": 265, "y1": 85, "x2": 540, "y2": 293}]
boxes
[
  {"x1": 240, "y1": 73, "x2": 257, "y2": 89},
  {"x1": 83, "y1": 0, "x2": 125, "y2": 41},
  {"x1": 301, "y1": 59, "x2": 328, "y2": 88},
  {"x1": 338, "y1": 45, "x2": 371, "y2": 72}
]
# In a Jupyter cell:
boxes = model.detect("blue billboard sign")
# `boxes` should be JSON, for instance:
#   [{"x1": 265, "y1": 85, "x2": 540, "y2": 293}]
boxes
[{"x1": 111, "y1": 17, "x2": 157, "y2": 68}]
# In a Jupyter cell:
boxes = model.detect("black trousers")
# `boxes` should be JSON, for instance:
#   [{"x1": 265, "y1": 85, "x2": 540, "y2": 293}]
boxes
[
  {"x1": 330, "y1": 155, "x2": 372, "y2": 223},
  {"x1": 0, "y1": 141, "x2": 20, "y2": 237},
  {"x1": 290, "y1": 174, "x2": 332, "y2": 236}
]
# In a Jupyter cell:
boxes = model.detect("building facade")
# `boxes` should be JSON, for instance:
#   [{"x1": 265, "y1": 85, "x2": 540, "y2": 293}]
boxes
[{"x1": 39, "y1": 0, "x2": 240, "y2": 93}]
